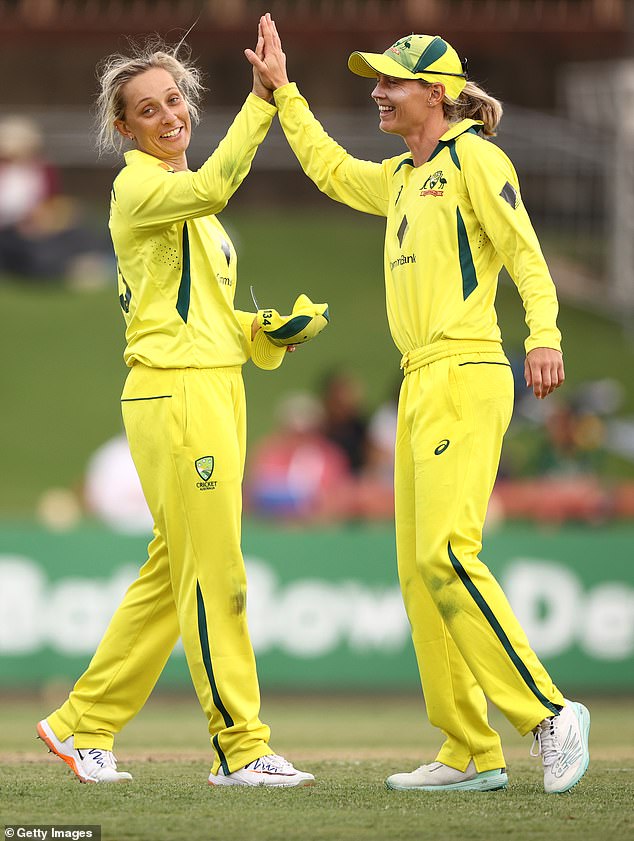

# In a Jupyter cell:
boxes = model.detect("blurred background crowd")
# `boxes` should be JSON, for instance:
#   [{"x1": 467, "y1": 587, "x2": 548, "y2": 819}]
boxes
[{"x1": 1, "y1": 0, "x2": 633, "y2": 532}]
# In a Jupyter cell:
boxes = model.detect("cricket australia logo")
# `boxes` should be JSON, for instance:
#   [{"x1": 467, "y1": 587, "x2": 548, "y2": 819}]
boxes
[
  {"x1": 421, "y1": 170, "x2": 447, "y2": 197},
  {"x1": 195, "y1": 456, "x2": 217, "y2": 490},
  {"x1": 390, "y1": 36, "x2": 411, "y2": 54}
]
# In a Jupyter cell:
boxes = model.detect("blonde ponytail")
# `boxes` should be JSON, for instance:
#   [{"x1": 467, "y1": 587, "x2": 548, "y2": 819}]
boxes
[{"x1": 444, "y1": 81, "x2": 503, "y2": 137}]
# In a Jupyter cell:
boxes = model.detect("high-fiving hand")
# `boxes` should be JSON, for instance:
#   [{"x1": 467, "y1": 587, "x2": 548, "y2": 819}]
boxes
[
  {"x1": 246, "y1": 13, "x2": 290, "y2": 92},
  {"x1": 249, "y1": 23, "x2": 272, "y2": 101}
]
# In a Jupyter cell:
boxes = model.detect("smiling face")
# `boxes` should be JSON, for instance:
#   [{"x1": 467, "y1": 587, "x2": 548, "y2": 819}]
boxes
[
  {"x1": 114, "y1": 67, "x2": 192, "y2": 170},
  {"x1": 371, "y1": 74, "x2": 442, "y2": 137}
]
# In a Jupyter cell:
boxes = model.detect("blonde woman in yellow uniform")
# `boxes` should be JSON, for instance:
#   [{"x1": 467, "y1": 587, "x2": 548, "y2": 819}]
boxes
[
  {"x1": 35, "y1": 32, "x2": 323, "y2": 788},
  {"x1": 249, "y1": 14, "x2": 590, "y2": 794}
]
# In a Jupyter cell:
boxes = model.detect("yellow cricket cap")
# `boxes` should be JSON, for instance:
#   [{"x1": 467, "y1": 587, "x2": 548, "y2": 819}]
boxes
[
  {"x1": 251, "y1": 328, "x2": 287, "y2": 370},
  {"x1": 348, "y1": 34, "x2": 468, "y2": 100}
]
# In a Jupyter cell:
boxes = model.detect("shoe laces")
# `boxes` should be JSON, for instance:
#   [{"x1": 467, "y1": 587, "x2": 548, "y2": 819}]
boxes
[
  {"x1": 530, "y1": 718, "x2": 559, "y2": 767},
  {"x1": 248, "y1": 754, "x2": 294, "y2": 774}
]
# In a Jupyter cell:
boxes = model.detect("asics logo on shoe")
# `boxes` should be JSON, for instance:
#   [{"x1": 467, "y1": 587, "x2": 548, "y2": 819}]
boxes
[{"x1": 551, "y1": 730, "x2": 584, "y2": 778}]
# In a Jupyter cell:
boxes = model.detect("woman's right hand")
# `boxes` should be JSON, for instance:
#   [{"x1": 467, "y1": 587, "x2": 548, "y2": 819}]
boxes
[{"x1": 245, "y1": 13, "x2": 290, "y2": 91}]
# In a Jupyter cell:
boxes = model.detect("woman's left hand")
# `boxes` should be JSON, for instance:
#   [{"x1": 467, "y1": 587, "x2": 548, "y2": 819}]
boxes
[
  {"x1": 250, "y1": 316, "x2": 296, "y2": 353},
  {"x1": 249, "y1": 23, "x2": 274, "y2": 102},
  {"x1": 525, "y1": 347, "x2": 565, "y2": 399},
  {"x1": 245, "y1": 13, "x2": 290, "y2": 92}
]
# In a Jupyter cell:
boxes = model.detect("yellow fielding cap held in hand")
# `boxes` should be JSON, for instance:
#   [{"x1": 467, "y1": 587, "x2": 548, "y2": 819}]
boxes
[
  {"x1": 257, "y1": 294, "x2": 329, "y2": 346},
  {"x1": 251, "y1": 294, "x2": 330, "y2": 370}
]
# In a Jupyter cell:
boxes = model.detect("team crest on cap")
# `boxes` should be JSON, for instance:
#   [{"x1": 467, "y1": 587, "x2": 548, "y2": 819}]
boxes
[{"x1": 195, "y1": 456, "x2": 215, "y2": 481}]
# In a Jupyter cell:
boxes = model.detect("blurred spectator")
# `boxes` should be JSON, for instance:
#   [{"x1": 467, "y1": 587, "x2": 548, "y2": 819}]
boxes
[
  {"x1": 0, "y1": 114, "x2": 110, "y2": 284},
  {"x1": 530, "y1": 380, "x2": 624, "y2": 477},
  {"x1": 538, "y1": 401, "x2": 606, "y2": 475},
  {"x1": 341, "y1": 380, "x2": 398, "y2": 520},
  {"x1": 245, "y1": 377, "x2": 634, "y2": 526},
  {"x1": 0, "y1": 117, "x2": 59, "y2": 229},
  {"x1": 320, "y1": 369, "x2": 369, "y2": 475},
  {"x1": 495, "y1": 378, "x2": 632, "y2": 524},
  {"x1": 83, "y1": 433, "x2": 153, "y2": 534},
  {"x1": 365, "y1": 379, "x2": 400, "y2": 484},
  {"x1": 245, "y1": 391, "x2": 355, "y2": 522}
]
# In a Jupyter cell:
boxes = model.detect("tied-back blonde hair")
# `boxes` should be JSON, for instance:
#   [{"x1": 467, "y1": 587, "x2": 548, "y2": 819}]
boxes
[
  {"x1": 95, "y1": 37, "x2": 204, "y2": 156},
  {"x1": 423, "y1": 79, "x2": 503, "y2": 137}
]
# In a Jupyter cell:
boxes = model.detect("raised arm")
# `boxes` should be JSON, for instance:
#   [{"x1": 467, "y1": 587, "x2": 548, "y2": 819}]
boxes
[
  {"x1": 246, "y1": 13, "x2": 390, "y2": 217},
  {"x1": 116, "y1": 25, "x2": 278, "y2": 231},
  {"x1": 116, "y1": 94, "x2": 276, "y2": 231}
]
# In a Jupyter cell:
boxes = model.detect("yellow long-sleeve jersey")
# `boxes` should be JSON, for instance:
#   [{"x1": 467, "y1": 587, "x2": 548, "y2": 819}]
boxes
[
  {"x1": 110, "y1": 93, "x2": 277, "y2": 369},
  {"x1": 274, "y1": 83, "x2": 561, "y2": 357}
]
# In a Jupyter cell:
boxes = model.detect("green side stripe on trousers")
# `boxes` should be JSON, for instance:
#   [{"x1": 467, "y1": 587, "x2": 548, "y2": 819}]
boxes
[
  {"x1": 447, "y1": 542, "x2": 562, "y2": 716},
  {"x1": 196, "y1": 581, "x2": 233, "y2": 774},
  {"x1": 212, "y1": 734, "x2": 230, "y2": 777}
]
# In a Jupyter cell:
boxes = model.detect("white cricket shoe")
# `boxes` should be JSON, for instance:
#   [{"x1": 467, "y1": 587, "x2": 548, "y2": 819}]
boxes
[
  {"x1": 37, "y1": 718, "x2": 133, "y2": 784},
  {"x1": 385, "y1": 760, "x2": 508, "y2": 792},
  {"x1": 531, "y1": 700, "x2": 590, "y2": 793},
  {"x1": 208, "y1": 753, "x2": 315, "y2": 787}
]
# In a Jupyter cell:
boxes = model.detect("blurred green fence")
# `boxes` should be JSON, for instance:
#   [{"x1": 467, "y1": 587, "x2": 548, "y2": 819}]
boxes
[{"x1": 1, "y1": 520, "x2": 632, "y2": 690}]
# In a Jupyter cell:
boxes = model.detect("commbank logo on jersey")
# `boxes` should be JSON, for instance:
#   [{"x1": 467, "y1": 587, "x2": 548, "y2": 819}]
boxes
[
  {"x1": 195, "y1": 456, "x2": 217, "y2": 490},
  {"x1": 420, "y1": 170, "x2": 447, "y2": 197},
  {"x1": 390, "y1": 253, "x2": 417, "y2": 270}
]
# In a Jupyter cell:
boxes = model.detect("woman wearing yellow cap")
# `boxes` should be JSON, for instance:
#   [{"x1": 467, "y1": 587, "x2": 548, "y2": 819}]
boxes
[{"x1": 248, "y1": 14, "x2": 590, "y2": 794}]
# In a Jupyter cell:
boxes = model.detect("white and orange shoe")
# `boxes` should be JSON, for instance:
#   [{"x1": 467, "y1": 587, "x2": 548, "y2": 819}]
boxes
[
  {"x1": 208, "y1": 754, "x2": 314, "y2": 787},
  {"x1": 36, "y1": 718, "x2": 132, "y2": 783}
]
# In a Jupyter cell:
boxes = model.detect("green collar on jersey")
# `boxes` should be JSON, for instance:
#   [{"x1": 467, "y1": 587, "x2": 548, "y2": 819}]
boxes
[
  {"x1": 393, "y1": 119, "x2": 482, "y2": 174},
  {"x1": 439, "y1": 118, "x2": 483, "y2": 142}
]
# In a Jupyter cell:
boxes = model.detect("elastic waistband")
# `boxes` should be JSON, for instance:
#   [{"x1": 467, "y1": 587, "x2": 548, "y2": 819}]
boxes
[
  {"x1": 400, "y1": 340, "x2": 504, "y2": 374},
  {"x1": 122, "y1": 363, "x2": 242, "y2": 399}
]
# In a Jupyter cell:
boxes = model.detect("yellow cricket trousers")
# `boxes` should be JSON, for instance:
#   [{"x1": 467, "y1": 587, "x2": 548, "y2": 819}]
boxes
[
  {"x1": 49, "y1": 364, "x2": 271, "y2": 775},
  {"x1": 395, "y1": 342, "x2": 564, "y2": 773}
]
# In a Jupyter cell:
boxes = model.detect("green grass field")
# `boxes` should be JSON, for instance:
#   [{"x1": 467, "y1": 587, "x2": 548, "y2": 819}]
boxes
[
  {"x1": 1, "y1": 692, "x2": 632, "y2": 841},
  {"x1": 2, "y1": 207, "x2": 634, "y2": 515}
]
